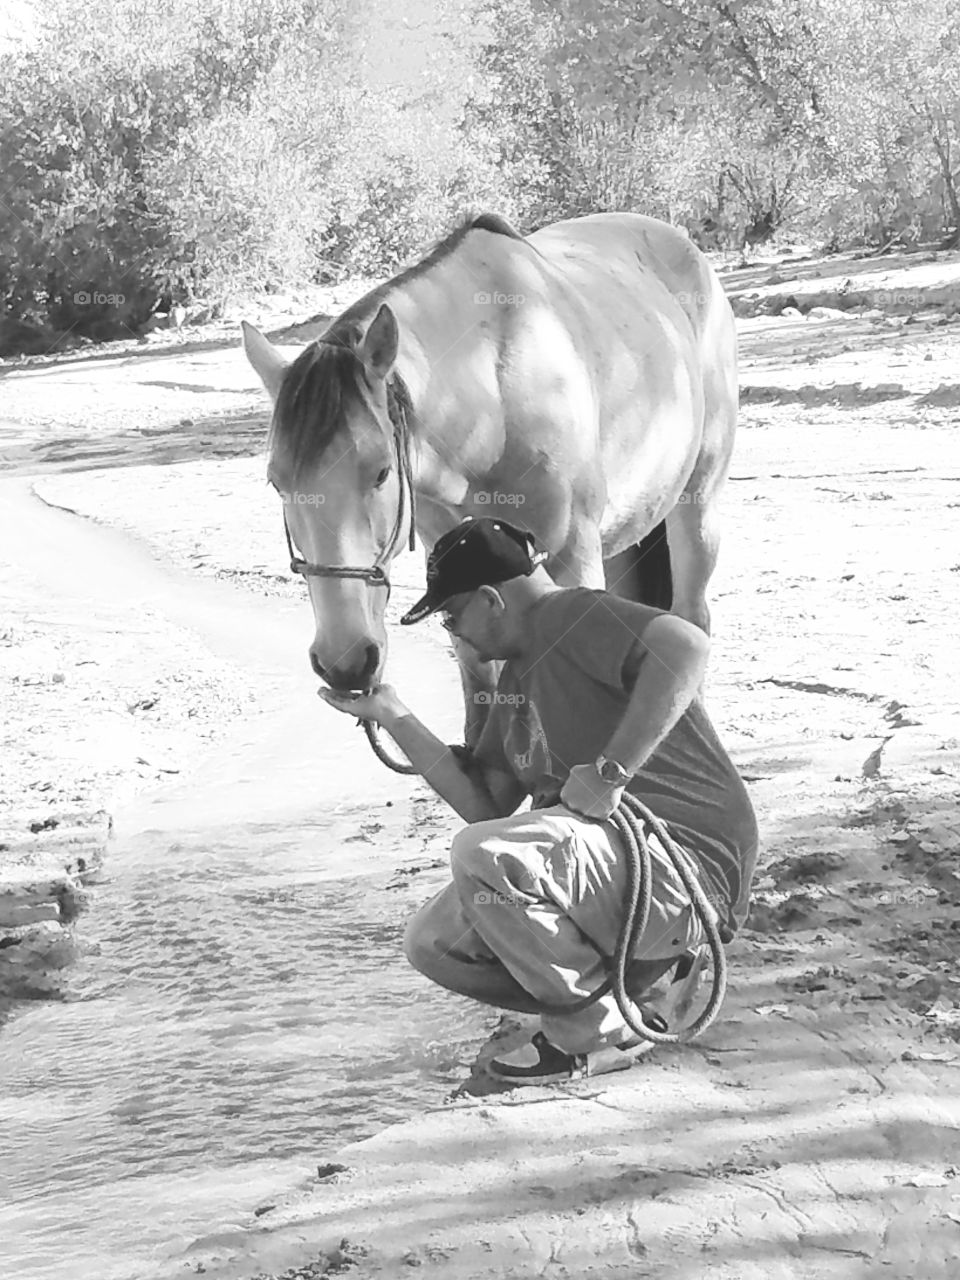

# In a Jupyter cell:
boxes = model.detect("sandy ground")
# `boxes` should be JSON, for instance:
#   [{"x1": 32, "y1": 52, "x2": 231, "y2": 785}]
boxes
[{"x1": 2, "y1": 250, "x2": 960, "y2": 1277}]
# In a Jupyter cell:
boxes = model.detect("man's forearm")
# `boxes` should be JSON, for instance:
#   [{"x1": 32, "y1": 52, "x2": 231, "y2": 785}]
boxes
[
  {"x1": 603, "y1": 620, "x2": 709, "y2": 773},
  {"x1": 380, "y1": 709, "x2": 499, "y2": 823}
]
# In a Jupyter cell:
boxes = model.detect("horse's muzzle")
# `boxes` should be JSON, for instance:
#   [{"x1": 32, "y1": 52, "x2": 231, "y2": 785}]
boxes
[{"x1": 311, "y1": 642, "x2": 381, "y2": 691}]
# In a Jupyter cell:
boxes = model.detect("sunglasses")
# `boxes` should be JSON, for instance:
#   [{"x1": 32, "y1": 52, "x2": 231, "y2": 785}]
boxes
[{"x1": 439, "y1": 593, "x2": 475, "y2": 634}]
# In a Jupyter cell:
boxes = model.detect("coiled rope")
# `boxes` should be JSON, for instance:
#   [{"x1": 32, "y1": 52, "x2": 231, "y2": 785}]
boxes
[{"x1": 362, "y1": 728, "x2": 727, "y2": 1041}]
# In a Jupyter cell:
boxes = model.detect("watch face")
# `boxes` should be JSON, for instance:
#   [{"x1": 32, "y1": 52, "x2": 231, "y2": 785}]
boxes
[{"x1": 598, "y1": 759, "x2": 627, "y2": 784}]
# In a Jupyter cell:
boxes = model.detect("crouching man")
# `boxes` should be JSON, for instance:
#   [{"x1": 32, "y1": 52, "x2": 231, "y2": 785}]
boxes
[{"x1": 320, "y1": 517, "x2": 759, "y2": 1085}]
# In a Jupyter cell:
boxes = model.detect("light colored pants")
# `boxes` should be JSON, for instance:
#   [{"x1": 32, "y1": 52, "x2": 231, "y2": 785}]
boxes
[{"x1": 403, "y1": 804, "x2": 710, "y2": 1054}]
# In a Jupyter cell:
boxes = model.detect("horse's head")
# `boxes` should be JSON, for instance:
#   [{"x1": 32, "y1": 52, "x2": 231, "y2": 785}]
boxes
[{"x1": 242, "y1": 304, "x2": 409, "y2": 690}]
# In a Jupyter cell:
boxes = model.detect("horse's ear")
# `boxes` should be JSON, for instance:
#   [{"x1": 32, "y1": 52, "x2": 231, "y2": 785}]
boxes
[
  {"x1": 242, "y1": 322, "x2": 288, "y2": 403},
  {"x1": 360, "y1": 303, "x2": 398, "y2": 382}
]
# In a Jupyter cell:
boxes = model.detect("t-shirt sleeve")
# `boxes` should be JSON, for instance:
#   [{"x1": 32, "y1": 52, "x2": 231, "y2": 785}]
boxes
[{"x1": 548, "y1": 590, "x2": 664, "y2": 690}]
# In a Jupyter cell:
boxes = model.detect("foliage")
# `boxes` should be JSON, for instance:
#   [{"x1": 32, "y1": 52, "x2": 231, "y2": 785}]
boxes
[
  {"x1": 461, "y1": 0, "x2": 960, "y2": 249},
  {"x1": 2, "y1": 0, "x2": 959, "y2": 354}
]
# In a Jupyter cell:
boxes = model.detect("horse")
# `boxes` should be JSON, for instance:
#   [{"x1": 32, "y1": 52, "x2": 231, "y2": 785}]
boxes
[{"x1": 243, "y1": 211, "x2": 738, "y2": 748}]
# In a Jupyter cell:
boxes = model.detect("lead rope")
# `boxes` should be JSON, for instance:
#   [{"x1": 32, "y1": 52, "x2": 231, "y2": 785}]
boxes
[
  {"x1": 533, "y1": 793, "x2": 728, "y2": 1044},
  {"x1": 362, "y1": 719, "x2": 417, "y2": 774}
]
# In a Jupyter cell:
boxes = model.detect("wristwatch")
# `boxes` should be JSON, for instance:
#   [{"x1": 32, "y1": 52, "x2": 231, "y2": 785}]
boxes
[{"x1": 595, "y1": 754, "x2": 633, "y2": 786}]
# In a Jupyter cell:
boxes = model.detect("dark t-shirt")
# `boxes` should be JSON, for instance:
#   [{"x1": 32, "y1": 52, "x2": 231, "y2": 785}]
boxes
[{"x1": 473, "y1": 588, "x2": 759, "y2": 932}]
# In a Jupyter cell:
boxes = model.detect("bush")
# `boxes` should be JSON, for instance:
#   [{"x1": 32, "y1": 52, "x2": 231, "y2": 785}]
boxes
[
  {"x1": 0, "y1": 62, "x2": 179, "y2": 346},
  {"x1": 0, "y1": 0, "x2": 347, "y2": 352},
  {"x1": 4, "y1": 0, "x2": 960, "y2": 360}
]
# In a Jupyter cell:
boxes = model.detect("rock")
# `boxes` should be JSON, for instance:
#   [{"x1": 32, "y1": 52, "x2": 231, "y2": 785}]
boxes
[
  {"x1": 0, "y1": 809, "x2": 110, "y2": 1000},
  {"x1": 186, "y1": 303, "x2": 215, "y2": 326},
  {"x1": 0, "y1": 921, "x2": 78, "y2": 999},
  {"x1": 857, "y1": 977, "x2": 887, "y2": 1000},
  {"x1": 0, "y1": 900, "x2": 62, "y2": 928},
  {"x1": 924, "y1": 998, "x2": 960, "y2": 1027},
  {"x1": 870, "y1": 382, "x2": 906, "y2": 396},
  {"x1": 861, "y1": 736, "x2": 894, "y2": 778},
  {"x1": 902, "y1": 1171, "x2": 951, "y2": 1188}
]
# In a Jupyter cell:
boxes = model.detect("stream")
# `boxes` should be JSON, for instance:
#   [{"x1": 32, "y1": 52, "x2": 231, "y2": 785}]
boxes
[{"x1": 0, "y1": 484, "x2": 488, "y2": 1280}]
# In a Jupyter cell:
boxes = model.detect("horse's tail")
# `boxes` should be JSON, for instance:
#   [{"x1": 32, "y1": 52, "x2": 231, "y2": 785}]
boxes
[{"x1": 633, "y1": 521, "x2": 673, "y2": 610}]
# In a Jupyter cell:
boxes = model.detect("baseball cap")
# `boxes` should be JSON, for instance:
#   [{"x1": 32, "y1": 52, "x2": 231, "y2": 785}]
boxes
[{"x1": 400, "y1": 516, "x2": 548, "y2": 625}]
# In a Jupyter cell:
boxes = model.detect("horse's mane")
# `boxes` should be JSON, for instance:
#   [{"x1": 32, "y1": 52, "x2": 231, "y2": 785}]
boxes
[{"x1": 269, "y1": 213, "x2": 525, "y2": 481}]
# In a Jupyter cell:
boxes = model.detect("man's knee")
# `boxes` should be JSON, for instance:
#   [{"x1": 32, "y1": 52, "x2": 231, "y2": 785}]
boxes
[
  {"x1": 450, "y1": 822, "x2": 497, "y2": 883},
  {"x1": 403, "y1": 909, "x2": 439, "y2": 979}
]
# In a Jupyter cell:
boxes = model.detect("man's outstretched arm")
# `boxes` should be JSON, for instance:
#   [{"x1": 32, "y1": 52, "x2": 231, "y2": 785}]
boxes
[{"x1": 319, "y1": 685, "x2": 525, "y2": 823}]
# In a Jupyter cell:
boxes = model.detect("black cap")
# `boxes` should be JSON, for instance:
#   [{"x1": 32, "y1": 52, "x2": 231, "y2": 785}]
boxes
[{"x1": 400, "y1": 516, "x2": 547, "y2": 625}]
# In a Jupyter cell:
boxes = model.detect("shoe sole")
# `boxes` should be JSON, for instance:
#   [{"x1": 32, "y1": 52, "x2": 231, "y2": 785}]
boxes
[{"x1": 489, "y1": 1038, "x2": 654, "y2": 1085}]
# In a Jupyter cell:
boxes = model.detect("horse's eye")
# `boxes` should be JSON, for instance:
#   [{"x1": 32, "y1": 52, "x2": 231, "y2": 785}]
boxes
[{"x1": 374, "y1": 466, "x2": 391, "y2": 489}]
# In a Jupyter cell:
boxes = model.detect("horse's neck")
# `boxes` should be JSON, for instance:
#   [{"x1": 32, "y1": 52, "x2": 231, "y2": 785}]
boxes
[
  {"x1": 389, "y1": 280, "x2": 503, "y2": 512},
  {"x1": 391, "y1": 356, "x2": 472, "y2": 526}
]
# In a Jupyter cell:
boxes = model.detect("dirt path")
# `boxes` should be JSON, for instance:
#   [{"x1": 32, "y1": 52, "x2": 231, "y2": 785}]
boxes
[{"x1": 2, "y1": 257, "x2": 959, "y2": 1277}]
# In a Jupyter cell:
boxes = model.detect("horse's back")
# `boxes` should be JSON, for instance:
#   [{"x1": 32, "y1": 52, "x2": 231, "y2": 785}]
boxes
[
  {"x1": 530, "y1": 211, "x2": 731, "y2": 348},
  {"x1": 530, "y1": 210, "x2": 737, "y2": 480},
  {"x1": 396, "y1": 210, "x2": 736, "y2": 561}
]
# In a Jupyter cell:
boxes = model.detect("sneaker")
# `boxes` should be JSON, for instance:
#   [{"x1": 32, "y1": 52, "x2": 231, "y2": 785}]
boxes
[{"x1": 488, "y1": 1023, "x2": 664, "y2": 1086}]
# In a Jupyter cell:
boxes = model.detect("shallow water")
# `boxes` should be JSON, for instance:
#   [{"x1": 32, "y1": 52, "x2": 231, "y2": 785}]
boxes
[
  {"x1": 1, "y1": 487, "x2": 486, "y2": 1280},
  {"x1": 1, "y1": 806, "x2": 482, "y2": 1280}
]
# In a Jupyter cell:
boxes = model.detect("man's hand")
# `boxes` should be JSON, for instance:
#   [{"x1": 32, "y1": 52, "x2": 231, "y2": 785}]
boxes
[
  {"x1": 318, "y1": 682, "x2": 406, "y2": 727},
  {"x1": 560, "y1": 763, "x2": 625, "y2": 820},
  {"x1": 317, "y1": 684, "x2": 507, "y2": 825}
]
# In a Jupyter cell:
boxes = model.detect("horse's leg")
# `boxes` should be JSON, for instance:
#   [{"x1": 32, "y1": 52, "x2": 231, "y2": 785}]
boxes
[
  {"x1": 603, "y1": 531, "x2": 673, "y2": 607},
  {"x1": 545, "y1": 520, "x2": 606, "y2": 589},
  {"x1": 664, "y1": 496, "x2": 721, "y2": 634},
  {"x1": 666, "y1": 285, "x2": 738, "y2": 635},
  {"x1": 603, "y1": 543, "x2": 644, "y2": 601},
  {"x1": 665, "y1": 396, "x2": 736, "y2": 634}
]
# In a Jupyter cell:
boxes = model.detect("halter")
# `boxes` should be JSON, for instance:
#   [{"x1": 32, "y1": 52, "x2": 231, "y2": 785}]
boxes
[{"x1": 280, "y1": 369, "x2": 417, "y2": 591}]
